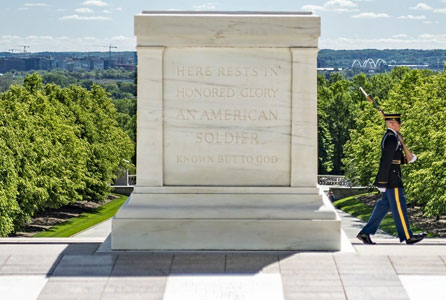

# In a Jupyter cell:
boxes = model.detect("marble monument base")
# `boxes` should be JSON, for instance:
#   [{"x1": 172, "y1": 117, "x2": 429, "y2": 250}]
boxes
[{"x1": 111, "y1": 187, "x2": 341, "y2": 250}]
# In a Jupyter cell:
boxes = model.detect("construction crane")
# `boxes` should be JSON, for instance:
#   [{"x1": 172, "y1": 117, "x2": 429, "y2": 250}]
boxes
[
  {"x1": 22, "y1": 45, "x2": 30, "y2": 53},
  {"x1": 8, "y1": 49, "x2": 21, "y2": 57},
  {"x1": 108, "y1": 45, "x2": 117, "y2": 59}
]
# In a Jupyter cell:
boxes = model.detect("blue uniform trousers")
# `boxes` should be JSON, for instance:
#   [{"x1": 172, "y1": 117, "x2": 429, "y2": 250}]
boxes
[{"x1": 361, "y1": 187, "x2": 413, "y2": 242}]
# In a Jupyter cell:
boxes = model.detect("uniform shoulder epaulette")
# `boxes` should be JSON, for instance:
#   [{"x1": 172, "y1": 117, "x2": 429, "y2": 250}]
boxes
[{"x1": 382, "y1": 131, "x2": 398, "y2": 149}]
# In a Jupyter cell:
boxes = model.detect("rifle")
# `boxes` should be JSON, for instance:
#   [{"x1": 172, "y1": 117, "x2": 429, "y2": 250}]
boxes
[
  {"x1": 359, "y1": 86, "x2": 385, "y2": 118},
  {"x1": 360, "y1": 87, "x2": 414, "y2": 160}
]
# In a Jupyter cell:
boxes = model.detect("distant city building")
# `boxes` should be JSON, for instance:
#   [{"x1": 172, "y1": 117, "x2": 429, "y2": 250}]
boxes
[
  {"x1": 0, "y1": 57, "x2": 25, "y2": 73},
  {"x1": 387, "y1": 64, "x2": 429, "y2": 70},
  {"x1": 317, "y1": 67, "x2": 343, "y2": 72},
  {"x1": 0, "y1": 56, "x2": 55, "y2": 73},
  {"x1": 0, "y1": 52, "x2": 136, "y2": 73},
  {"x1": 103, "y1": 59, "x2": 113, "y2": 70}
]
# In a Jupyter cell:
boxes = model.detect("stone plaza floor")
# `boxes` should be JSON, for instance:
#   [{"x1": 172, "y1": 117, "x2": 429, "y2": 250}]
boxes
[{"x1": 0, "y1": 211, "x2": 445, "y2": 300}]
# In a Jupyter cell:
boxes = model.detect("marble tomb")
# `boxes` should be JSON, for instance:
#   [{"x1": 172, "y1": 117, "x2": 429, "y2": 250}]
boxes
[{"x1": 112, "y1": 11, "x2": 341, "y2": 250}]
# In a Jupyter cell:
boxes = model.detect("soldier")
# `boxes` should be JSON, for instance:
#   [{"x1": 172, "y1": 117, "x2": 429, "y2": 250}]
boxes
[{"x1": 357, "y1": 113, "x2": 427, "y2": 245}]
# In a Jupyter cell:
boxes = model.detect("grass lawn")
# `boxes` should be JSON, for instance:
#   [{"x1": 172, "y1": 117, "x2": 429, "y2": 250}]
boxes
[
  {"x1": 34, "y1": 193, "x2": 128, "y2": 237},
  {"x1": 333, "y1": 192, "x2": 430, "y2": 237}
]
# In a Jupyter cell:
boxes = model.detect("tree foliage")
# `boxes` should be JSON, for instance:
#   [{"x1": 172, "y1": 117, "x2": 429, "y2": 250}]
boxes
[
  {"x1": 2, "y1": 69, "x2": 137, "y2": 147},
  {"x1": 0, "y1": 74, "x2": 134, "y2": 235},
  {"x1": 317, "y1": 73, "x2": 358, "y2": 174}
]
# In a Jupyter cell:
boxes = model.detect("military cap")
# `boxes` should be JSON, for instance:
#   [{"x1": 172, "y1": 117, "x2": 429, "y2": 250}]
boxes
[{"x1": 384, "y1": 113, "x2": 401, "y2": 123}]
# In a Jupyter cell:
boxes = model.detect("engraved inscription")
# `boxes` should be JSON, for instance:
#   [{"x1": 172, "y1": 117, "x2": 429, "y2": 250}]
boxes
[
  {"x1": 175, "y1": 109, "x2": 278, "y2": 121},
  {"x1": 175, "y1": 65, "x2": 281, "y2": 77},
  {"x1": 163, "y1": 48, "x2": 291, "y2": 185},
  {"x1": 195, "y1": 132, "x2": 260, "y2": 144},
  {"x1": 176, "y1": 87, "x2": 279, "y2": 99},
  {"x1": 176, "y1": 154, "x2": 279, "y2": 164}
]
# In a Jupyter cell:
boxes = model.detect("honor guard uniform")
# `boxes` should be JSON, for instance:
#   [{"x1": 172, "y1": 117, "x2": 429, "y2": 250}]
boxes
[{"x1": 357, "y1": 113, "x2": 427, "y2": 245}]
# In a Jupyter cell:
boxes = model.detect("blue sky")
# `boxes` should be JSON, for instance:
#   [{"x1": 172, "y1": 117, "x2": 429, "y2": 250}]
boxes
[{"x1": 1, "y1": 0, "x2": 446, "y2": 52}]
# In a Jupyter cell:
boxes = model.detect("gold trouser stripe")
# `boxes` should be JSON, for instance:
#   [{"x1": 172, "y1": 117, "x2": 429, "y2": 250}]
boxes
[{"x1": 394, "y1": 188, "x2": 410, "y2": 240}]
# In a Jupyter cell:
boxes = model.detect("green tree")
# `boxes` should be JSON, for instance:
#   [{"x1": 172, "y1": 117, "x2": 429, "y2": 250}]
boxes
[
  {"x1": 0, "y1": 73, "x2": 22, "y2": 93},
  {"x1": 114, "y1": 98, "x2": 136, "y2": 116},
  {"x1": 58, "y1": 84, "x2": 134, "y2": 202},
  {"x1": 0, "y1": 132, "x2": 20, "y2": 236},
  {"x1": 317, "y1": 73, "x2": 358, "y2": 174},
  {"x1": 41, "y1": 71, "x2": 77, "y2": 87},
  {"x1": 0, "y1": 74, "x2": 134, "y2": 235},
  {"x1": 317, "y1": 75, "x2": 334, "y2": 174},
  {"x1": 1, "y1": 74, "x2": 87, "y2": 230}
]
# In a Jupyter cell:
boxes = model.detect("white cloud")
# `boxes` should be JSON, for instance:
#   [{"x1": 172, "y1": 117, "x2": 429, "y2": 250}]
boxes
[
  {"x1": 112, "y1": 35, "x2": 134, "y2": 41},
  {"x1": 20, "y1": 2, "x2": 49, "y2": 10},
  {"x1": 335, "y1": 8, "x2": 360, "y2": 12},
  {"x1": 397, "y1": 15, "x2": 426, "y2": 20},
  {"x1": 24, "y1": 2, "x2": 49, "y2": 7},
  {"x1": 321, "y1": 34, "x2": 446, "y2": 49},
  {"x1": 103, "y1": 10, "x2": 112, "y2": 14},
  {"x1": 302, "y1": 0, "x2": 358, "y2": 13},
  {"x1": 352, "y1": 12, "x2": 390, "y2": 18},
  {"x1": 418, "y1": 34, "x2": 432, "y2": 39},
  {"x1": 26, "y1": 35, "x2": 53, "y2": 40},
  {"x1": 59, "y1": 14, "x2": 111, "y2": 21},
  {"x1": 433, "y1": 8, "x2": 446, "y2": 14},
  {"x1": 115, "y1": 7, "x2": 123, "y2": 11},
  {"x1": 82, "y1": 0, "x2": 108, "y2": 7},
  {"x1": 302, "y1": 5, "x2": 324, "y2": 11},
  {"x1": 1, "y1": 35, "x2": 22, "y2": 40},
  {"x1": 75, "y1": 8, "x2": 94, "y2": 14},
  {"x1": 56, "y1": 8, "x2": 66, "y2": 12},
  {"x1": 410, "y1": 3, "x2": 446, "y2": 14},
  {"x1": 423, "y1": 20, "x2": 439, "y2": 24},
  {"x1": 325, "y1": 0, "x2": 357, "y2": 8},
  {"x1": 393, "y1": 34, "x2": 408, "y2": 38},
  {"x1": 409, "y1": 3, "x2": 433, "y2": 11},
  {"x1": 193, "y1": 2, "x2": 218, "y2": 10}
]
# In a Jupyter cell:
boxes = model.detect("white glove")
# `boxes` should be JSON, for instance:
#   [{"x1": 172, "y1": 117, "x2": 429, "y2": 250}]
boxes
[{"x1": 377, "y1": 187, "x2": 386, "y2": 193}]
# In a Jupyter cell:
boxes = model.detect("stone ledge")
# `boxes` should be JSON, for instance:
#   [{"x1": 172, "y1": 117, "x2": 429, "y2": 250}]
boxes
[
  {"x1": 135, "y1": 11, "x2": 320, "y2": 47},
  {"x1": 112, "y1": 218, "x2": 341, "y2": 251}
]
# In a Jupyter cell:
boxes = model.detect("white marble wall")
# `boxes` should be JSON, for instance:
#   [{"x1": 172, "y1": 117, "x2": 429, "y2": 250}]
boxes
[
  {"x1": 136, "y1": 47, "x2": 164, "y2": 186},
  {"x1": 290, "y1": 48, "x2": 319, "y2": 187}
]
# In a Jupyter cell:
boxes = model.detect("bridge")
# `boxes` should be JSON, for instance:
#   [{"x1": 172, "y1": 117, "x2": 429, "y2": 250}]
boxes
[{"x1": 351, "y1": 58, "x2": 396, "y2": 69}]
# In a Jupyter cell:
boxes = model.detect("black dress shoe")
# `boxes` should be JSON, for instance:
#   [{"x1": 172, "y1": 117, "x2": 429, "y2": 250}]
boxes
[
  {"x1": 356, "y1": 232, "x2": 376, "y2": 245},
  {"x1": 406, "y1": 232, "x2": 427, "y2": 245}
]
